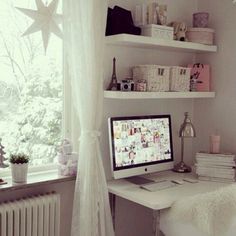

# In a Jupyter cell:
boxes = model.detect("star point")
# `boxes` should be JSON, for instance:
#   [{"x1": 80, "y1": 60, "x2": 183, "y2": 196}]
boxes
[{"x1": 16, "y1": 0, "x2": 62, "y2": 52}]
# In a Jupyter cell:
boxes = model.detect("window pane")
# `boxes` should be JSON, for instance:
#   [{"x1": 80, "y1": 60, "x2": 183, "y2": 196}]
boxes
[{"x1": 0, "y1": 0, "x2": 62, "y2": 166}]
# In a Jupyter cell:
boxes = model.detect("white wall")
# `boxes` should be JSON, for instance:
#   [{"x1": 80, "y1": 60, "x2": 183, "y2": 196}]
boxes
[
  {"x1": 194, "y1": 0, "x2": 236, "y2": 155},
  {"x1": 102, "y1": 0, "x2": 198, "y2": 181},
  {"x1": 102, "y1": 1, "x2": 198, "y2": 235}
]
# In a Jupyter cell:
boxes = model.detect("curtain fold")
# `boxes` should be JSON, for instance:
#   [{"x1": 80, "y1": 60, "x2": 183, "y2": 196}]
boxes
[{"x1": 63, "y1": 0, "x2": 114, "y2": 235}]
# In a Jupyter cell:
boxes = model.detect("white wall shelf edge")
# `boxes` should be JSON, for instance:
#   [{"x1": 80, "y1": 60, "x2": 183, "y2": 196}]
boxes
[
  {"x1": 106, "y1": 34, "x2": 217, "y2": 53},
  {"x1": 104, "y1": 91, "x2": 216, "y2": 99}
]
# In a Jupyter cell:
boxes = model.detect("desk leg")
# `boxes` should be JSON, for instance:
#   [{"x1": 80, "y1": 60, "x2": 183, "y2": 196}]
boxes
[
  {"x1": 153, "y1": 210, "x2": 161, "y2": 236},
  {"x1": 109, "y1": 193, "x2": 116, "y2": 231}
]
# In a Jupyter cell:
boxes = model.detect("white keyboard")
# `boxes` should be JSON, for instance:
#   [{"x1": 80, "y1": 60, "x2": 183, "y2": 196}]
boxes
[{"x1": 140, "y1": 180, "x2": 176, "y2": 192}]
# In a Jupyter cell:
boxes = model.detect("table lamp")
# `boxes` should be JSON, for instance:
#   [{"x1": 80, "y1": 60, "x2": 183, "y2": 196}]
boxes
[{"x1": 173, "y1": 112, "x2": 196, "y2": 173}]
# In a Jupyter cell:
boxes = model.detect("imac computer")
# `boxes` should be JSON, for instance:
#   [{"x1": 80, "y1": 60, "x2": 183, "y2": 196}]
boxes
[{"x1": 108, "y1": 115, "x2": 174, "y2": 183}]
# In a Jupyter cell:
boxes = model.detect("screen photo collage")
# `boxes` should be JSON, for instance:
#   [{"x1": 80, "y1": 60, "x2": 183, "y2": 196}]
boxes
[{"x1": 112, "y1": 118, "x2": 172, "y2": 168}]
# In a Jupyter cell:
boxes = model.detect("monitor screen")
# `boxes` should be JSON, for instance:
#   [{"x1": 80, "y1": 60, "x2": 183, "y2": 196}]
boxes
[{"x1": 108, "y1": 115, "x2": 174, "y2": 179}]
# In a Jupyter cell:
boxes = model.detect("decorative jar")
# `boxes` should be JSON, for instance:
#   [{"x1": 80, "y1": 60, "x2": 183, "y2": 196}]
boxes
[{"x1": 193, "y1": 12, "x2": 209, "y2": 28}]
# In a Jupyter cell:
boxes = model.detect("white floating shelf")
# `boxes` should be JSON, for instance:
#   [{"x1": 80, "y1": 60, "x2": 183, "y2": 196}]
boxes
[
  {"x1": 104, "y1": 91, "x2": 216, "y2": 99},
  {"x1": 106, "y1": 34, "x2": 217, "y2": 53}
]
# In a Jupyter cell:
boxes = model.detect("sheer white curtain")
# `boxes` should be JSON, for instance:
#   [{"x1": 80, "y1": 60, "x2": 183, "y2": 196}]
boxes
[{"x1": 63, "y1": 0, "x2": 114, "y2": 236}]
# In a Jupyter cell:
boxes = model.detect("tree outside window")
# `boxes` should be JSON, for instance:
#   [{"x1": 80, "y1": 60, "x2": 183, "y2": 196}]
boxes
[{"x1": 0, "y1": 0, "x2": 62, "y2": 166}]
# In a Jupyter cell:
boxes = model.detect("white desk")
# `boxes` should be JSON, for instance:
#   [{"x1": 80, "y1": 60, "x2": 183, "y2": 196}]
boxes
[{"x1": 108, "y1": 171, "x2": 229, "y2": 236}]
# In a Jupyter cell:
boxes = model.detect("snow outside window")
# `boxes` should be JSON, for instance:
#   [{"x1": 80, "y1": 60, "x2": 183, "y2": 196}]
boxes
[{"x1": 0, "y1": 0, "x2": 62, "y2": 167}]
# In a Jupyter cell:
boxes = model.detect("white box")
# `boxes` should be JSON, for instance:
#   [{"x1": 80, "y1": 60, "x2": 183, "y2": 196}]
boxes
[
  {"x1": 170, "y1": 66, "x2": 191, "y2": 92},
  {"x1": 133, "y1": 65, "x2": 170, "y2": 92},
  {"x1": 141, "y1": 24, "x2": 174, "y2": 40}
]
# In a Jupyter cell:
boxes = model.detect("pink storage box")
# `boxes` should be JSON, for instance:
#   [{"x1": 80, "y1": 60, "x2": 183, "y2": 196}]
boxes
[
  {"x1": 188, "y1": 64, "x2": 211, "y2": 92},
  {"x1": 186, "y1": 28, "x2": 214, "y2": 45}
]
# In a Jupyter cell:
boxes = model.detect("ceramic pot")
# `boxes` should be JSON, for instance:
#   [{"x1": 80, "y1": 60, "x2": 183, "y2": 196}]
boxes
[{"x1": 11, "y1": 163, "x2": 29, "y2": 183}]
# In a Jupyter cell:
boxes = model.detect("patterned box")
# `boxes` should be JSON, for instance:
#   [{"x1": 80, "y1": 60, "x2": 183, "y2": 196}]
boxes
[{"x1": 141, "y1": 24, "x2": 174, "y2": 40}]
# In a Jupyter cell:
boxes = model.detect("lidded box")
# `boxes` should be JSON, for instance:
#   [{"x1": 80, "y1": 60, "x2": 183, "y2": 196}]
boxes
[
  {"x1": 133, "y1": 65, "x2": 170, "y2": 92},
  {"x1": 141, "y1": 24, "x2": 174, "y2": 40},
  {"x1": 186, "y1": 28, "x2": 214, "y2": 45}
]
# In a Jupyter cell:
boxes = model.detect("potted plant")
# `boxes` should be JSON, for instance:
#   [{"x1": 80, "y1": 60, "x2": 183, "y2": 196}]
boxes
[{"x1": 10, "y1": 153, "x2": 29, "y2": 183}]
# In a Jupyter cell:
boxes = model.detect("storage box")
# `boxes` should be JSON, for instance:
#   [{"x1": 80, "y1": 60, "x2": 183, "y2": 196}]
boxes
[
  {"x1": 141, "y1": 24, "x2": 174, "y2": 40},
  {"x1": 188, "y1": 64, "x2": 211, "y2": 91},
  {"x1": 170, "y1": 67, "x2": 191, "y2": 92},
  {"x1": 186, "y1": 27, "x2": 214, "y2": 45},
  {"x1": 133, "y1": 65, "x2": 170, "y2": 92}
]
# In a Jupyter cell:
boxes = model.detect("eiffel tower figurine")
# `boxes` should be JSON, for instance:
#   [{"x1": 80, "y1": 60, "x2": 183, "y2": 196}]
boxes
[{"x1": 107, "y1": 57, "x2": 118, "y2": 90}]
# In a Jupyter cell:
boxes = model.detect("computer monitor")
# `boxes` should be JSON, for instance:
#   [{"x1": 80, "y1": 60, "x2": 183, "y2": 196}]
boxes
[{"x1": 108, "y1": 115, "x2": 174, "y2": 179}]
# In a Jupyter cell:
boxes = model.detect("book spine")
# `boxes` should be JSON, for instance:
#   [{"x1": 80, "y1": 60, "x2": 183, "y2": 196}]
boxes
[
  {"x1": 196, "y1": 152, "x2": 235, "y2": 158},
  {"x1": 196, "y1": 170, "x2": 235, "y2": 179},
  {"x1": 195, "y1": 163, "x2": 235, "y2": 170},
  {"x1": 196, "y1": 167, "x2": 235, "y2": 175},
  {"x1": 135, "y1": 5, "x2": 142, "y2": 26},
  {"x1": 198, "y1": 176, "x2": 235, "y2": 183},
  {"x1": 196, "y1": 163, "x2": 235, "y2": 169},
  {"x1": 142, "y1": 4, "x2": 148, "y2": 25},
  {"x1": 196, "y1": 160, "x2": 236, "y2": 166},
  {"x1": 196, "y1": 156, "x2": 235, "y2": 161},
  {"x1": 148, "y1": 2, "x2": 158, "y2": 24}
]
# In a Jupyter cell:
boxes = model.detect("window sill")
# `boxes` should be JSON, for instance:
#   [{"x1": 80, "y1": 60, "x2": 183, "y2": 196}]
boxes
[{"x1": 0, "y1": 170, "x2": 76, "y2": 192}]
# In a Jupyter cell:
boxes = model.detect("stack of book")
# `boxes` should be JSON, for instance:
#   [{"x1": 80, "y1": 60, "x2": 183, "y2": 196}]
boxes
[{"x1": 195, "y1": 152, "x2": 236, "y2": 182}]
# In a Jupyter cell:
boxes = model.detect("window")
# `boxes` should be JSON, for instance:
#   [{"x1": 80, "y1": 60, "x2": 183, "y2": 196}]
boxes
[{"x1": 0, "y1": 0, "x2": 62, "y2": 167}]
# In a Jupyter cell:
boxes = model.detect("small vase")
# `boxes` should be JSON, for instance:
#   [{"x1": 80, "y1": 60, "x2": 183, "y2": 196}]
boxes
[{"x1": 11, "y1": 163, "x2": 29, "y2": 183}]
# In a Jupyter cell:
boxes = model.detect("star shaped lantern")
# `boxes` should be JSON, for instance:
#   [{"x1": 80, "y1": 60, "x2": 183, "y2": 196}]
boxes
[{"x1": 16, "y1": 0, "x2": 63, "y2": 52}]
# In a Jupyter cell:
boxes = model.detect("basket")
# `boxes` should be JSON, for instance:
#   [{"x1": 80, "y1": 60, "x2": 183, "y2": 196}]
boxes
[
  {"x1": 133, "y1": 65, "x2": 170, "y2": 92},
  {"x1": 170, "y1": 66, "x2": 191, "y2": 92}
]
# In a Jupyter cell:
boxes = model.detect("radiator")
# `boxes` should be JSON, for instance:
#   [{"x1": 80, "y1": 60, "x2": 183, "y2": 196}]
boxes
[{"x1": 0, "y1": 193, "x2": 60, "y2": 236}]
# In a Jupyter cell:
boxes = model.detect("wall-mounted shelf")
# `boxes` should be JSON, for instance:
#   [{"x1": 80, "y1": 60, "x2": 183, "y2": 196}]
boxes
[
  {"x1": 106, "y1": 34, "x2": 217, "y2": 53},
  {"x1": 104, "y1": 91, "x2": 216, "y2": 99}
]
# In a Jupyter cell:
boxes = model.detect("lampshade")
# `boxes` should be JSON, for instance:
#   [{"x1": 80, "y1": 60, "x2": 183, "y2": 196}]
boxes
[{"x1": 179, "y1": 112, "x2": 196, "y2": 138}]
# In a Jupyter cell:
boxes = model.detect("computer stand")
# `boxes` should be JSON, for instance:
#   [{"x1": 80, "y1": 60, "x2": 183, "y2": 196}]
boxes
[{"x1": 125, "y1": 176, "x2": 155, "y2": 185}]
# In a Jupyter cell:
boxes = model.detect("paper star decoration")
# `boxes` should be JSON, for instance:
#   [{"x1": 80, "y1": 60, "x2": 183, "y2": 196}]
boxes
[{"x1": 16, "y1": 0, "x2": 63, "y2": 52}]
